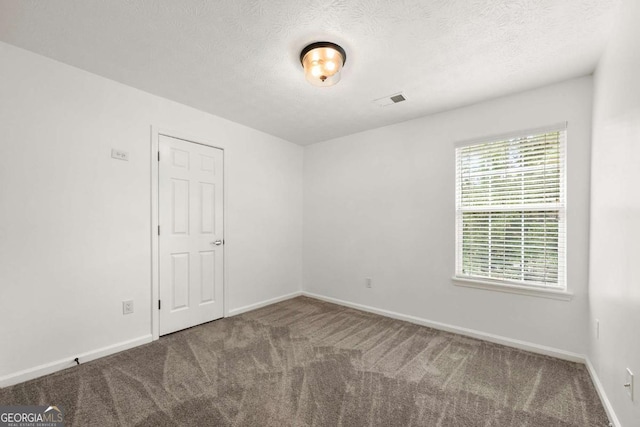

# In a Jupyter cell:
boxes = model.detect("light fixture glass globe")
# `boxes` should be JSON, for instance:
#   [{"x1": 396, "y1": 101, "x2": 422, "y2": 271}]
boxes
[{"x1": 300, "y1": 42, "x2": 346, "y2": 87}]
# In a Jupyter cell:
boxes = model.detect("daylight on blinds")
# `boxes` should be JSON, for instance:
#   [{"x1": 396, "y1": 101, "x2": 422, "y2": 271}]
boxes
[{"x1": 455, "y1": 128, "x2": 566, "y2": 289}]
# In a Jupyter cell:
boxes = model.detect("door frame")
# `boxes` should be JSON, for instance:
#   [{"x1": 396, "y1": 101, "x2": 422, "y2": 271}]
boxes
[{"x1": 150, "y1": 126, "x2": 228, "y2": 340}]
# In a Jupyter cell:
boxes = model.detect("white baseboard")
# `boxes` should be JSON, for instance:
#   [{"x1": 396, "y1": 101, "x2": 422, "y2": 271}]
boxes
[
  {"x1": 585, "y1": 358, "x2": 620, "y2": 427},
  {"x1": 302, "y1": 291, "x2": 585, "y2": 363},
  {"x1": 227, "y1": 291, "x2": 302, "y2": 317},
  {"x1": 0, "y1": 334, "x2": 153, "y2": 388}
]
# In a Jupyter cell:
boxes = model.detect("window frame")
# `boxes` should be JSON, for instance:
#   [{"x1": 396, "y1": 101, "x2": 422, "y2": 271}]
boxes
[{"x1": 453, "y1": 123, "x2": 571, "y2": 300}]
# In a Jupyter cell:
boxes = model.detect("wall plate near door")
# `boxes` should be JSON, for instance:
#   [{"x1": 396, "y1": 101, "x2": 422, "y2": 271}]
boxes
[
  {"x1": 625, "y1": 368, "x2": 634, "y2": 401},
  {"x1": 122, "y1": 300, "x2": 134, "y2": 315},
  {"x1": 111, "y1": 148, "x2": 129, "y2": 161}
]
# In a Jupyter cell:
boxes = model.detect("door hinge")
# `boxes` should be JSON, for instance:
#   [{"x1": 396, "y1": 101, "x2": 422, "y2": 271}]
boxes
[
  {"x1": 158, "y1": 300, "x2": 161, "y2": 310},
  {"x1": 157, "y1": 151, "x2": 160, "y2": 161},
  {"x1": 158, "y1": 225, "x2": 160, "y2": 235}
]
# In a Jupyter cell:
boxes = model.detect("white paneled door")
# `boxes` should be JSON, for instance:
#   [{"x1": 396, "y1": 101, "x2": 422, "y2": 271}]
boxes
[{"x1": 158, "y1": 135, "x2": 224, "y2": 335}]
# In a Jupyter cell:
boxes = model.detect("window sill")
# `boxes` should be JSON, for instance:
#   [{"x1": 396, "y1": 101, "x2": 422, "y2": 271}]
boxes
[{"x1": 452, "y1": 276, "x2": 573, "y2": 301}]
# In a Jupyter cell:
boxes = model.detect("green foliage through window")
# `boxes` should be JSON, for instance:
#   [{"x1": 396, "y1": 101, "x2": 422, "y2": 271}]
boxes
[{"x1": 455, "y1": 128, "x2": 566, "y2": 289}]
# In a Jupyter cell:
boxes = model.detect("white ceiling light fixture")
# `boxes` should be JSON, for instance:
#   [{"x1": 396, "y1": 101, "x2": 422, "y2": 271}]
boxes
[{"x1": 300, "y1": 42, "x2": 346, "y2": 87}]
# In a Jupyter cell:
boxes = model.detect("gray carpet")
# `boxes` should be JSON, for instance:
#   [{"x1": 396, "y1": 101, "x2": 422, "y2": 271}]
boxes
[{"x1": 0, "y1": 296, "x2": 609, "y2": 426}]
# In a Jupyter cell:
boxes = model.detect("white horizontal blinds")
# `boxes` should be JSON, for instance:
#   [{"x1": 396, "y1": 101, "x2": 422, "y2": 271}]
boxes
[{"x1": 455, "y1": 127, "x2": 566, "y2": 289}]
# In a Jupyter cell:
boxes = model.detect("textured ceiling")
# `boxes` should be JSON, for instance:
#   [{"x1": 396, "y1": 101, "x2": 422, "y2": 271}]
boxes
[{"x1": 0, "y1": 0, "x2": 620, "y2": 145}]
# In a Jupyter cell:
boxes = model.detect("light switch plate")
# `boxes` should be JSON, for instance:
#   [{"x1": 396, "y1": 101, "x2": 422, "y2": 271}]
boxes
[
  {"x1": 626, "y1": 368, "x2": 634, "y2": 401},
  {"x1": 111, "y1": 149, "x2": 129, "y2": 161}
]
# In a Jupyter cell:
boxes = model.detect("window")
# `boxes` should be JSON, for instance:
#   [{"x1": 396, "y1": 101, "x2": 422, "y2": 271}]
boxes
[{"x1": 455, "y1": 125, "x2": 566, "y2": 292}]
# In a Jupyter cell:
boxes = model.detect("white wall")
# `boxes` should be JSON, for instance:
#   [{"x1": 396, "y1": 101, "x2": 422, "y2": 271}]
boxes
[
  {"x1": 590, "y1": 0, "x2": 640, "y2": 424},
  {"x1": 0, "y1": 42, "x2": 303, "y2": 384},
  {"x1": 303, "y1": 76, "x2": 593, "y2": 355}
]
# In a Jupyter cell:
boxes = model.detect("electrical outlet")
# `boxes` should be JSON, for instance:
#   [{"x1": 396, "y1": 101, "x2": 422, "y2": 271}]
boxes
[
  {"x1": 123, "y1": 300, "x2": 134, "y2": 315},
  {"x1": 365, "y1": 278, "x2": 372, "y2": 288},
  {"x1": 595, "y1": 319, "x2": 599, "y2": 339},
  {"x1": 625, "y1": 368, "x2": 634, "y2": 401}
]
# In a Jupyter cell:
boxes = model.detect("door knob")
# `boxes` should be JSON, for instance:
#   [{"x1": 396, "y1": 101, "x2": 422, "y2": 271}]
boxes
[{"x1": 211, "y1": 240, "x2": 223, "y2": 246}]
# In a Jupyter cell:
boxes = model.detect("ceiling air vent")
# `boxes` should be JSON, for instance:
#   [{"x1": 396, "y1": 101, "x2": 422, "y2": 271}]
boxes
[{"x1": 373, "y1": 92, "x2": 407, "y2": 107}]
